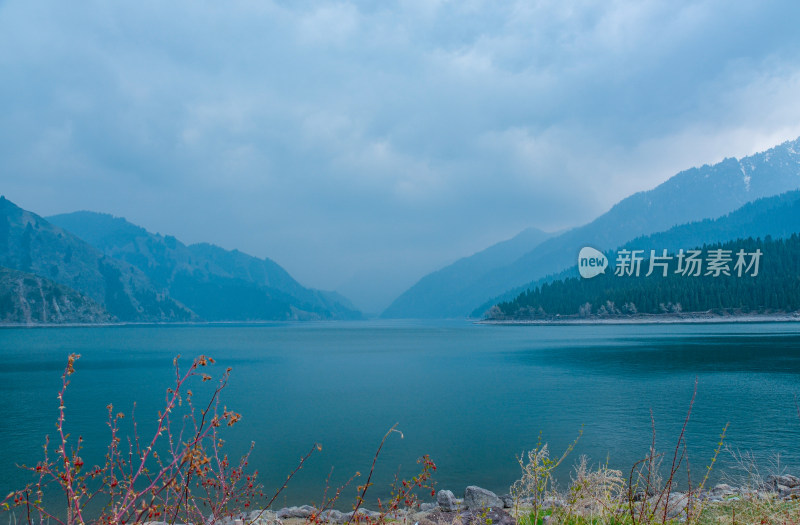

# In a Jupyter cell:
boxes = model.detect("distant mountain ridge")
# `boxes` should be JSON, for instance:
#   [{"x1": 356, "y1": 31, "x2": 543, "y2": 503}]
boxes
[
  {"x1": 617, "y1": 189, "x2": 800, "y2": 255},
  {"x1": 47, "y1": 211, "x2": 360, "y2": 321},
  {"x1": 473, "y1": 189, "x2": 800, "y2": 316},
  {"x1": 384, "y1": 135, "x2": 800, "y2": 319},
  {"x1": 0, "y1": 197, "x2": 194, "y2": 321}
]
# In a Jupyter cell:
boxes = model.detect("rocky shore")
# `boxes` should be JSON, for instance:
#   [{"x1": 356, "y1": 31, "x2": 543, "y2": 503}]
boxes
[{"x1": 167, "y1": 474, "x2": 800, "y2": 525}]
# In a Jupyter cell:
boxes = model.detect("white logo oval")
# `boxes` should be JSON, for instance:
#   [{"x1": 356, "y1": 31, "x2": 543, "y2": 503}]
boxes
[{"x1": 578, "y1": 247, "x2": 608, "y2": 279}]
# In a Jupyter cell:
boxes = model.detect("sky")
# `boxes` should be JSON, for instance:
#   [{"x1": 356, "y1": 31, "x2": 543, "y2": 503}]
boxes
[{"x1": 2, "y1": 1, "x2": 800, "y2": 313}]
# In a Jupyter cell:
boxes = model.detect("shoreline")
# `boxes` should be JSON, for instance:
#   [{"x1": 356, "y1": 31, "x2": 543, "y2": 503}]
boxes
[
  {"x1": 478, "y1": 312, "x2": 800, "y2": 326},
  {"x1": 0, "y1": 319, "x2": 363, "y2": 329},
  {"x1": 3, "y1": 313, "x2": 800, "y2": 328},
  {"x1": 243, "y1": 477, "x2": 800, "y2": 525}
]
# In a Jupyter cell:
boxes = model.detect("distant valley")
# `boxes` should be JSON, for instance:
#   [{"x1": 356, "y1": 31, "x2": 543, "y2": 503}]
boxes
[{"x1": 4, "y1": 135, "x2": 800, "y2": 324}]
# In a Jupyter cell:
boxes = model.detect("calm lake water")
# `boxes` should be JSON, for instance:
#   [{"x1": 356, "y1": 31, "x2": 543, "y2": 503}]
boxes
[{"x1": 1, "y1": 321, "x2": 800, "y2": 508}]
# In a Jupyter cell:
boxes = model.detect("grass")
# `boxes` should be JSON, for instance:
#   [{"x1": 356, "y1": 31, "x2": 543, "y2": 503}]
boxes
[
  {"x1": 504, "y1": 379, "x2": 797, "y2": 525},
  {"x1": 511, "y1": 498, "x2": 800, "y2": 525}
]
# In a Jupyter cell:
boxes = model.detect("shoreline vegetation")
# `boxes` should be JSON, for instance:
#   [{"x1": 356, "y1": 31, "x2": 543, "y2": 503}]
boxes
[
  {"x1": 258, "y1": 477, "x2": 800, "y2": 525},
  {"x1": 2, "y1": 311, "x2": 800, "y2": 327},
  {"x1": 479, "y1": 311, "x2": 800, "y2": 325}
]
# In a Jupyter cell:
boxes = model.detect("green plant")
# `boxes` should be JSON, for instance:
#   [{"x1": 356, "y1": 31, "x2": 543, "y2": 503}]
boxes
[
  {"x1": 518, "y1": 508, "x2": 552, "y2": 525},
  {"x1": 510, "y1": 429, "x2": 583, "y2": 525},
  {"x1": 509, "y1": 381, "x2": 734, "y2": 525},
  {"x1": 559, "y1": 456, "x2": 625, "y2": 525}
]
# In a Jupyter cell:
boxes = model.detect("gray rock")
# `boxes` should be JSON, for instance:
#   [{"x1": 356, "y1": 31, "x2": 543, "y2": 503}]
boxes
[
  {"x1": 541, "y1": 496, "x2": 565, "y2": 509},
  {"x1": 777, "y1": 484, "x2": 791, "y2": 494},
  {"x1": 500, "y1": 494, "x2": 514, "y2": 509},
  {"x1": 419, "y1": 502, "x2": 437, "y2": 512},
  {"x1": 438, "y1": 489, "x2": 460, "y2": 512},
  {"x1": 646, "y1": 492, "x2": 689, "y2": 519},
  {"x1": 334, "y1": 509, "x2": 378, "y2": 523},
  {"x1": 244, "y1": 510, "x2": 280, "y2": 525},
  {"x1": 318, "y1": 509, "x2": 346, "y2": 523},
  {"x1": 765, "y1": 474, "x2": 800, "y2": 490},
  {"x1": 426, "y1": 507, "x2": 515, "y2": 525},
  {"x1": 477, "y1": 508, "x2": 516, "y2": 525},
  {"x1": 711, "y1": 483, "x2": 736, "y2": 496},
  {"x1": 215, "y1": 512, "x2": 281, "y2": 525},
  {"x1": 781, "y1": 486, "x2": 800, "y2": 499},
  {"x1": 464, "y1": 486, "x2": 503, "y2": 510},
  {"x1": 276, "y1": 506, "x2": 316, "y2": 519}
]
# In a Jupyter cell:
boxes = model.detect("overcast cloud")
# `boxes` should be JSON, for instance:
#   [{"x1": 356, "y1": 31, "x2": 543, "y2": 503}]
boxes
[{"x1": 2, "y1": 0, "x2": 800, "y2": 312}]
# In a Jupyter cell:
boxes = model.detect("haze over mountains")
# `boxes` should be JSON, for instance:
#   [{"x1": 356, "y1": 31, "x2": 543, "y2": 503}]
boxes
[
  {"x1": 3, "y1": 135, "x2": 800, "y2": 324},
  {"x1": 0, "y1": 198, "x2": 360, "y2": 323},
  {"x1": 381, "y1": 227, "x2": 553, "y2": 318},
  {"x1": 476, "y1": 189, "x2": 800, "y2": 317},
  {"x1": 0, "y1": 197, "x2": 195, "y2": 322},
  {"x1": 48, "y1": 211, "x2": 360, "y2": 321},
  {"x1": 490, "y1": 191, "x2": 800, "y2": 319},
  {"x1": 383, "y1": 136, "x2": 800, "y2": 319}
]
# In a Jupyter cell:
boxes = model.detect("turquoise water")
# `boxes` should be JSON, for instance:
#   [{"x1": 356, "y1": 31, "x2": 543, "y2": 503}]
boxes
[{"x1": 1, "y1": 321, "x2": 800, "y2": 507}]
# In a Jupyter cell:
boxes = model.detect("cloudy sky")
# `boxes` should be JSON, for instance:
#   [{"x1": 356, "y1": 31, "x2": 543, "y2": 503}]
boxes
[{"x1": 2, "y1": 0, "x2": 800, "y2": 312}]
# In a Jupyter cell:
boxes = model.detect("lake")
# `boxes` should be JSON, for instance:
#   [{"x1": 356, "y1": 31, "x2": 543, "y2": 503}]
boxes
[{"x1": 1, "y1": 320, "x2": 800, "y2": 509}]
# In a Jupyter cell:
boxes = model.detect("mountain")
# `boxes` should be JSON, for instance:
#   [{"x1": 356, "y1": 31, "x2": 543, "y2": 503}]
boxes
[
  {"x1": 47, "y1": 211, "x2": 361, "y2": 321},
  {"x1": 385, "y1": 135, "x2": 800, "y2": 319},
  {"x1": 0, "y1": 197, "x2": 195, "y2": 322},
  {"x1": 616, "y1": 189, "x2": 800, "y2": 254},
  {"x1": 381, "y1": 227, "x2": 552, "y2": 318},
  {"x1": 473, "y1": 189, "x2": 800, "y2": 315},
  {"x1": 0, "y1": 266, "x2": 113, "y2": 324},
  {"x1": 490, "y1": 234, "x2": 800, "y2": 320}
]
